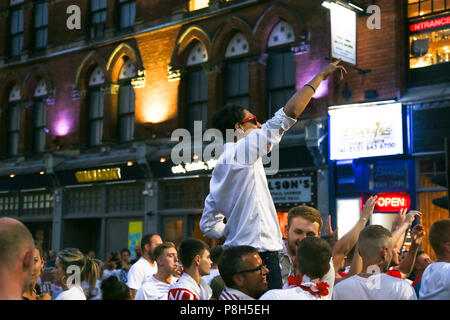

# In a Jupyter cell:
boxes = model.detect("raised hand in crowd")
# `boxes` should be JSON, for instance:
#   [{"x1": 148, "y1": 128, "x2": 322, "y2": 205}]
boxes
[{"x1": 392, "y1": 210, "x2": 423, "y2": 251}]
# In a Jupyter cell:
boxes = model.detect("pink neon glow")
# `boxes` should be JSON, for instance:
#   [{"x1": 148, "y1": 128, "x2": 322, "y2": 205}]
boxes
[
  {"x1": 312, "y1": 79, "x2": 329, "y2": 99},
  {"x1": 296, "y1": 61, "x2": 329, "y2": 99},
  {"x1": 54, "y1": 118, "x2": 71, "y2": 136}
]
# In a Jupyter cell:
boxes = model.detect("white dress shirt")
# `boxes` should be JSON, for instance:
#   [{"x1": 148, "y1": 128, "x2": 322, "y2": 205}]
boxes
[{"x1": 200, "y1": 108, "x2": 297, "y2": 252}]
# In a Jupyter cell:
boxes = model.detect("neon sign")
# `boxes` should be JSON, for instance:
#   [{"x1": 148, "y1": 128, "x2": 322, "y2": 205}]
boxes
[
  {"x1": 374, "y1": 194, "x2": 410, "y2": 212},
  {"x1": 75, "y1": 168, "x2": 122, "y2": 183},
  {"x1": 410, "y1": 15, "x2": 450, "y2": 32}
]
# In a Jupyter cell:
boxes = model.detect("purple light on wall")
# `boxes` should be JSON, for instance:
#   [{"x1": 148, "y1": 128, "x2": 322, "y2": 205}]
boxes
[
  {"x1": 54, "y1": 118, "x2": 71, "y2": 136},
  {"x1": 312, "y1": 79, "x2": 329, "y2": 99},
  {"x1": 296, "y1": 61, "x2": 329, "y2": 99}
]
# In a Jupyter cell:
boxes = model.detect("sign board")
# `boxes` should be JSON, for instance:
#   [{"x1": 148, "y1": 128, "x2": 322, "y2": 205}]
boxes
[
  {"x1": 330, "y1": 2, "x2": 357, "y2": 64},
  {"x1": 410, "y1": 14, "x2": 450, "y2": 32},
  {"x1": 128, "y1": 221, "x2": 142, "y2": 260},
  {"x1": 268, "y1": 173, "x2": 316, "y2": 208},
  {"x1": 75, "y1": 168, "x2": 122, "y2": 183},
  {"x1": 375, "y1": 193, "x2": 411, "y2": 212},
  {"x1": 329, "y1": 103, "x2": 404, "y2": 160},
  {"x1": 370, "y1": 161, "x2": 409, "y2": 190}
]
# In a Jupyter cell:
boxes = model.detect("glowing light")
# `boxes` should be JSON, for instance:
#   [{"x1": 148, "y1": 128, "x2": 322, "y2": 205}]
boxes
[
  {"x1": 193, "y1": 154, "x2": 199, "y2": 160},
  {"x1": 10, "y1": 174, "x2": 16, "y2": 178},
  {"x1": 142, "y1": 99, "x2": 171, "y2": 124},
  {"x1": 160, "y1": 157, "x2": 167, "y2": 163},
  {"x1": 54, "y1": 119, "x2": 71, "y2": 136},
  {"x1": 40, "y1": 171, "x2": 45, "y2": 175},
  {"x1": 127, "y1": 161, "x2": 134, "y2": 167}
]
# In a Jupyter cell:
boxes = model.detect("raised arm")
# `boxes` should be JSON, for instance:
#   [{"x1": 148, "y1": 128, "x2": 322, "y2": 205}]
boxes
[
  {"x1": 332, "y1": 195, "x2": 377, "y2": 273},
  {"x1": 396, "y1": 224, "x2": 426, "y2": 279},
  {"x1": 283, "y1": 59, "x2": 346, "y2": 119},
  {"x1": 391, "y1": 210, "x2": 422, "y2": 251}
]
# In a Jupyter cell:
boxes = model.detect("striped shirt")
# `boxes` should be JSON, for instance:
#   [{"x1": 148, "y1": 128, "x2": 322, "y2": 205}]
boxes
[
  {"x1": 168, "y1": 273, "x2": 212, "y2": 300},
  {"x1": 135, "y1": 275, "x2": 177, "y2": 300},
  {"x1": 219, "y1": 286, "x2": 255, "y2": 300}
]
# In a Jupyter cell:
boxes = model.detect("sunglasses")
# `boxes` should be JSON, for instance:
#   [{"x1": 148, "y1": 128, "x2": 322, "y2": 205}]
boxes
[
  {"x1": 239, "y1": 116, "x2": 258, "y2": 126},
  {"x1": 235, "y1": 264, "x2": 266, "y2": 275}
]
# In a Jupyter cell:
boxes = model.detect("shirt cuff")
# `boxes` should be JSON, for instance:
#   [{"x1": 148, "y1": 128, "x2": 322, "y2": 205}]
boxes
[{"x1": 274, "y1": 108, "x2": 297, "y2": 131}]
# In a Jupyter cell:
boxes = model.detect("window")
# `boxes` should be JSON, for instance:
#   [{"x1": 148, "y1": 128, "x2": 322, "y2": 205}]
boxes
[
  {"x1": 118, "y1": 59, "x2": 136, "y2": 143},
  {"x1": 9, "y1": 6, "x2": 24, "y2": 57},
  {"x1": 88, "y1": 67, "x2": 105, "y2": 146},
  {"x1": 106, "y1": 185, "x2": 144, "y2": 213},
  {"x1": 408, "y1": 0, "x2": 448, "y2": 18},
  {"x1": 90, "y1": 0, "x2": 107, "y2": 39},
  {"x1": 33, "y1": 1, "x2": 48, "y2": 50},
  {"x1": 67, "y1": 188, "x2": 102, "y2": 215},
  {"x1": 7, "y1": 84, "x2": 21, "y2": 157},
  {"x1": 189, "y1": 0, "x2": 209, "y2": 11},
  {"x1": 22, "y1": 192, "x2": 53, "y2": 216},
  {"x1": 33, "y1": 101, "x2": 47, "y2": 154},
  {"x1": 163, "y1": 180, "x2": 208, "y2": 209},
  {"x1": 0, "y1": 193, "x2": 20, "y2": 216},
  {"x1": 118, "y1": 0, "x2": 136, "y2": 29},
  {"x1": 186, "y1": 69, "x2": 208, "y2": 134}
]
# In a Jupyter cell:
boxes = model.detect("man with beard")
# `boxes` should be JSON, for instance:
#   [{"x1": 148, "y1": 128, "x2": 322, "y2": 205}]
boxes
[{"x1": 333, "y1": 225, "x2": 417, "y2": 300}]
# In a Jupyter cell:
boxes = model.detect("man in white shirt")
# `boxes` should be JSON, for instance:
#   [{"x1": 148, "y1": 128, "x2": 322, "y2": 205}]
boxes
[
  {"x1": 260, "y1": 237, "x2": 332, "y2": 300},
  {"x1": 200, "y1": 60, "x2": 346, "y2": 289},
  {"x1": 419, "y1": 219, "x2": 450, "y2": 300},
  {"x1": 333, "y1": 225, "x2": 417, "y2": 300},
  {"x1": 218, "y1": 246, "x2": 269, "y2": 300},
  {"x1": 0, "y1": 218, "x2": 35, "y2": 300},
  {"x1": 168, "y1": 238, "x2": 212, "y2": 300},
  {"x1": 135, "y1": 242, "x2": 178, "y2": 300},
  {"x1": 127, "y1": 233, "x2": 162, "y2": 298},
  {"x1": 201, "y1": 245, "x2": 222, "y2": 286}
]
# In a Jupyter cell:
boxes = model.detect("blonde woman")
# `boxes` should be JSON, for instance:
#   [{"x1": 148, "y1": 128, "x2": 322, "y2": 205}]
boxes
[{"x1": 54, "y1": 248, "x2": 100, "y2": 300}]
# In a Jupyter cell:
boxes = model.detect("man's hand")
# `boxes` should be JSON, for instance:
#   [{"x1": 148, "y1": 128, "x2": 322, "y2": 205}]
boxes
[
  {"x1": 405, "y1": 210, "x2": 422, "y2": 227},
  {"x1": 325, "y1": 215, "x2": 338, "y2": 238},
  {"x1": 410, "y1": 224, "x2": 425, "y2": 247},
  {"x1": 319, "y1": 59, "x2": 347, "y2": 80},
  {"x1": 361, "y1": 195, "x2": 377, "y2": 222},
  {"x1": 392, "y1": 208, "x2": 407, "y2": 231}
]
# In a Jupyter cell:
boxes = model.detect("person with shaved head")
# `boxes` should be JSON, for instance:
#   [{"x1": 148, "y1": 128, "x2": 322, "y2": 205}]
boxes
[{"x1": 0, "y1": 217, "x2": 35, "y2": 300}]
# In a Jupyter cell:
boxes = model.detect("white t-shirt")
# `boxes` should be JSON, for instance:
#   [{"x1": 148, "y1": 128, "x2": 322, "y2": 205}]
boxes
[
  {"x1": 127, "y1": 257, "x2": 158, "y2": 290},
  {"x1": 54, "y1": 285, "x2": 86, "y2": 300},
  {"x1": 135, "y1": 275, "x2": 178, "y2": 300},
  {"x1": 101, "y1": 269, "x2": 121, "y2": 281},
  {"x1": 168, "y1": 273, "x2": 212, "y2": 300},
  {"x1": 419, "y1": 262, "x2": 450, "y2": 300},
  {"x1": 202, "y1": 268, "x2": 220, "y2": 286},
  {"x1": 333, "y1": 274, "x2": 417, "y2": 300},
  {"x1": 260, "y1": 286, "x2": 319, "y2": 300}
]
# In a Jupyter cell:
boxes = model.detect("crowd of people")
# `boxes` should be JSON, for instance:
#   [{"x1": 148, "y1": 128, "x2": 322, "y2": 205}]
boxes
[{"x1": 0, "y1": 60, "x2": 449, "y2": 301}]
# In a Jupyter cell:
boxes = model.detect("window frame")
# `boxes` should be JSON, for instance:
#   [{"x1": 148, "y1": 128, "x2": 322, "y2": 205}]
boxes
[
  {"x1": 7, "y1": 102, "x2": 20, "y2": 157},
  {"x1": 90, "y1": 0, "x2": 108, "y2": 39},
  {"x1": 8, "y1": 4, "x2": 24, "y2": 58},
  {"x1": 117, "y1": 80, "x2": 135, "y2": 144},
  {"x1": 32, "y1": 0, "x2": 48, "y2": 51},
  {"x1": 32, "y1": 98, "x2": 47, "y2": 154},
  {"x1": 87, "y1": 87, "x2": 105, "y2": 147},
  {"x1": 184, "y1": 66, "x2": 208, "y2": 134},
  {"x1": 223, "y1": 56, "x2": 250, "y2": 109},
  {"x1": 408, "y1": 0, "x2": 449, "y2": 18},
  {"x1": 118, "y1": 0, "x2": 136, "y2": 30}
]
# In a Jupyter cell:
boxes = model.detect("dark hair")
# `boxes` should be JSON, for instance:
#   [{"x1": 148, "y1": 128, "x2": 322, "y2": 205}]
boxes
[
  {"x1": 210, "y1": 275, "x2": 225, "y2": 300},
  {"x1": 218, "y1": 246, "x2": 258, "y2": 288},
  {"x1": 357, "y1": 225, "x2": 392, "y2": 258},
  {"x1": 210, "y1": 245, "x2": 223, "y2": 265},
  {"x1": 429, "y1": 219, "x2": 450, "y2": 256},
  {"x1": 101, "y1": 276, "x2": 131, "y2": 300},
  {"x1": 120, "y1": 248, "x2": 130, "y2": 255},
  {"x1": 296, "y1": 237, "x2": 332, "y2": 279},
  {"x1": 153, "y1": 242, "x2": 176, "y2": 261},
  {"x1": 212, "y1": 103, "x2": 247, "y2": 138},
  {"x1": 178, "y1": 238, "x2": 209, "y2": 269},
  {"x1": 141, "y1": 233, "x2": 157, "y2": 251}
]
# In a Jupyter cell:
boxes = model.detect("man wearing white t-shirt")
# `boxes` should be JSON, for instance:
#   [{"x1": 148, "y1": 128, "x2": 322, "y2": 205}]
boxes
[
  {"x1": 419, "y1": 219, "x2": 450, "y2": 300},
  {"x1": 218, "y1": 246, "x2": 269, "y2": 300},
  {"x1": 200, "y1": 61, "x2": 346, "y2": 289},
  {"x1": 260, "y1": 237, "x2": 332, "y2": 300},
  {"x1": 168, "y1": 239, "x2": 212, "y2": 300},
  {"x1": 127, "y1": 233, "x2": 162, "y2": 299},
  {"x1": 135, "y1": 242, "x2": 178, "y2": 300},
  {"x1": 333, "y1": 225, "x2": 417, "y2": 300}
]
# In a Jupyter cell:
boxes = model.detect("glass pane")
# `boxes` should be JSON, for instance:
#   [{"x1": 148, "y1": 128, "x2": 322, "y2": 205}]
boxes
[
  {"x1": 408, "y1": 3, "x2": 419, "y2": 17},
  {"x1": 8, "y1": 132, "x2": 19, "y2": 156},
  {"x1": 163, "y1": 219, "x2": 184, "y2": 247},
  {"x1": 36, "y1": 28, "x2": 47, "y2": 48},
  {"x1": 9, "y1": 106, "x2": 20, "y2": 131},
  {"x1": 433, "y1": 0, "x2": 446, "y2": 11},
  {"x1": 420, "y1": 0, "x2": 432, "y2": 15}
]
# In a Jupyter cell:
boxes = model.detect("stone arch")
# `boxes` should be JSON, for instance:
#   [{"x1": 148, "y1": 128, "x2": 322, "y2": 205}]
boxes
[
  {"x1": 74, "y1": 50, "x2": 108, "y2": 91},
  {"x1": 0, "y1": 70, "x2": 24, "y2": 104},
  {"x1": 170, "y1": 26, "x2": 212, "y2": 69},
  {"x1": 212, "y1": 15, "x2": 257, "y2": 61},
  {"x1": 22, "y1": 64, "x2": 54, "y2": 101},
  {"x1": 253, "y1": 2, "x2": 307, "y2": 52},
  {"x1": 107, "y1": 42, "x2": 143, "y2": 83}
]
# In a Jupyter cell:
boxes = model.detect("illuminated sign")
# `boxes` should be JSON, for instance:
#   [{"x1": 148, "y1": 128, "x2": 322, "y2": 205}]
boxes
[
  {"x1": 268, "y1": 177, "x2": 313, "y2": 205},
  {"x1": 410, "y1": 15, "x2": 450, "y2": 32},
  {"x1": 75, "y1": 168, "x2": 122, "y2": 183},
  {"x1": 171, "y1": 159, "x2": 217, "y2": 174},
  {"x1": 329, "y1": 102, "x2": 404, "y2": 160},
  {"x1": 374, "y1": 194, "x2": 410, "y2": 212},
  {"x1": 330, "y1": 2, "x2": 356, "y2": 64}
]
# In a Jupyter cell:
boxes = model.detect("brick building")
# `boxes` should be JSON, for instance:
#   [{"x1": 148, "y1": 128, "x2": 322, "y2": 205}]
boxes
[{"x1": 0, "y1": 0, "x2": 448, "y2": 259}]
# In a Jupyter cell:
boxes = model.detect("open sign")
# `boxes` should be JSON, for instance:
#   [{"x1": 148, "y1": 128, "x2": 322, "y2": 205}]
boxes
[{"x1": 374, "y1": 194, "x2": 411, "y2": 212}]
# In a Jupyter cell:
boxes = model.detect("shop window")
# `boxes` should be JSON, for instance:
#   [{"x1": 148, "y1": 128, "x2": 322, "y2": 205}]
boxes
[
  {"x1": 409, "y1": 28, "x2": 450, "y2": 69},
  {"x1": 163, "y1": 218, "x2": 184, "y2": 247},
  {"x1": 22, "y1": 192, "x2": 53, "y2": 216},
  {"x1": 67, "y1": 188, "x2": 102, "y2": 214},
  {"x1": 185, "y1": 68, "x2": 208, "y2": 134},
  {"x1": 33, "y1": 1, "x2": 48, "y2": 50},
  {"x1": 0, "y1": 193, "x2": 20, "y2": 216},
  {"x1": 90, "y1": 0, "x2": 107, "y2": 39},
  {"x1": 106, "y1": 185, "x2": 144, "y2": 213},
  {"x1": 87, "y1": 67, "x2": 105, "y2": 147},
  {"x1": 408, "y1": 0, "x2": 449, "y2": 18},
  {"x1": 118, "y1": 0, "x2": 135, "y2": 30},
  {"x1": 9, "y1": 5, "x2": 24, "y2": 58}
]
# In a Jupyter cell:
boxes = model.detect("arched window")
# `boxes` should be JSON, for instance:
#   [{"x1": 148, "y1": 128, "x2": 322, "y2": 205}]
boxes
[
  {"x1": 7, "y1": 84, "x2": 21, "y2": 157},
  {"x1": 32, "y1": 78, "x2": 47, "y2": 153},
  {"x1": 224, "y1": 32, "x2": 250, "y2": 108},
  {"x1": 87, "y1": 66, "x2": 105, "y2": 146},
  {"x1": 185, "y1": 42, "x2": 208, "y2": 133},
  {"x1": 266, "y1": 21, "x2": 296, "y2": 118},
  {"x1": 118, "y1": 59, "x2": 136, "y2": 143}
]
